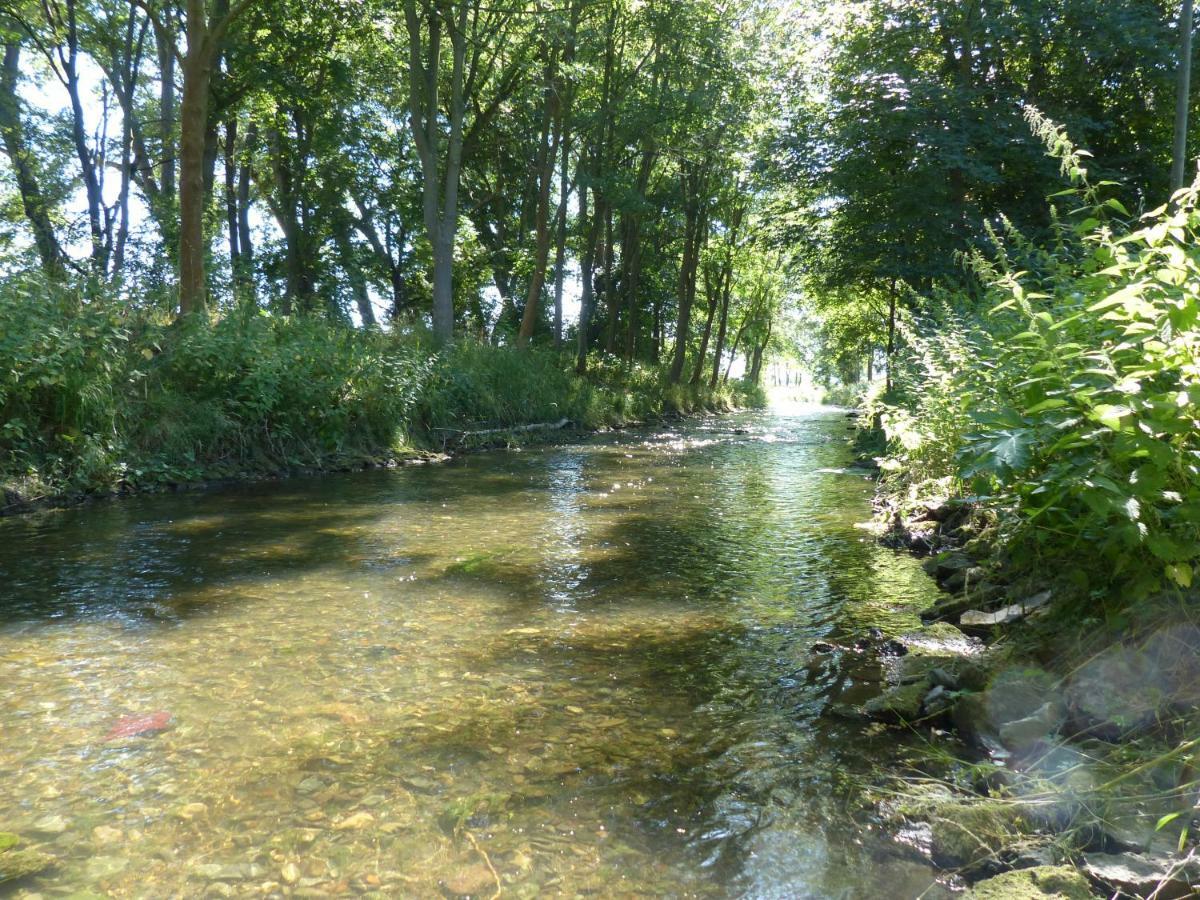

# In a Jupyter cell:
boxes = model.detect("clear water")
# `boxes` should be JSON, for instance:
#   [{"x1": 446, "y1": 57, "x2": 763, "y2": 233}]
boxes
[{"x1": 0, "y1": 409, "x2": 948, "y2": 898}]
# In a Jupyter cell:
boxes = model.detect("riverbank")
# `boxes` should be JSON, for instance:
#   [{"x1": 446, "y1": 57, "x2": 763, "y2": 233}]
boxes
[
  {"x1": 842, "y1": 412, "x2": 1200, "y2": 898},
  {"x1": 1, "y1": 297, "x2": 763, "y2": 517}
]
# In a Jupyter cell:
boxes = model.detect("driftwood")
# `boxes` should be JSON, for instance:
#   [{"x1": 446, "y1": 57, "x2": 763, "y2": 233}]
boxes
[{"x1": 434, "y1": 418, "x2": 572, "y2": 448}]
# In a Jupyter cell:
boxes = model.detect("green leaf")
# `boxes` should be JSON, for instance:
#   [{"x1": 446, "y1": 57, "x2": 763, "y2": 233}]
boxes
[
  {"x1": 1025, "y1": 398, "x2": 1069, "y2": 414},
  {"x1": 1167, "y1": 563, "x2": 1193, "y2": 588},
  {"x1": 1092, "y1": 404, "x2": 1132, "y2": 431},
  {"x1": 1156, "y1": 812, "x2": 1183, "y2": 831}
]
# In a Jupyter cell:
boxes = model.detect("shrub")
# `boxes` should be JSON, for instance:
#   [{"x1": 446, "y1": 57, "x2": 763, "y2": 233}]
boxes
[{"x1": 874, "y1": 109, "x2": 1200, "y2": 604}]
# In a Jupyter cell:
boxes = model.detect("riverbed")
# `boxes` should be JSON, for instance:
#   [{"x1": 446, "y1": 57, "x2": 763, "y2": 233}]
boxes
[{"x1": 0, "y1": 408, "x2": 948, "y2": 898}]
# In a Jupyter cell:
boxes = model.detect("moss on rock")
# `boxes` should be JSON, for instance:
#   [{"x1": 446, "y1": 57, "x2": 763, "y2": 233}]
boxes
[
  {"x1": 0, "y1": 847, "x2": 55, "y2": 883},
  {"x1": 964, "y1": 866, "x2": 1092, "y2": 899}
]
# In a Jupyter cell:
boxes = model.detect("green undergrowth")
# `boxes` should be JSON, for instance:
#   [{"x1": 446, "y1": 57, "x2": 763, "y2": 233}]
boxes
[
  {"x1": 0, "y1": 282, "x2": 762, "y2": 506},
  {"x1": 865, "y1": 109, "x2": 1200, "y2": 616}
]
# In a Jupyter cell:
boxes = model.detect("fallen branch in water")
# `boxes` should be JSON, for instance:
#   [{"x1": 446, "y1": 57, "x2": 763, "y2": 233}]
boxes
[
  {"x1": 464, "y1": 829, "x2": 502, "y2": 899},
  {"x1": 434, "y1": 418, "x2": 572, "y2": 448}
]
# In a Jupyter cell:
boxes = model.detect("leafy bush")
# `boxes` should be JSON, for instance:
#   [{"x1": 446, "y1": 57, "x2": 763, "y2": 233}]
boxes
[{"x1": 875, "y1": 109, "x2": 1200, "y2": 604}]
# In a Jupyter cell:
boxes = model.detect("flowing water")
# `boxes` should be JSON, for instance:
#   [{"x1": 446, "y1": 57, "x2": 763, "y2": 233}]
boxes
[{"x1": 0, "y1": 407, "x2": 950, "y2": 899}]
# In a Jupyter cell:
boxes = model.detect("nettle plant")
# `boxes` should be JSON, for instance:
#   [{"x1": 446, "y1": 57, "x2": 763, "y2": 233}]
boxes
[{"x1": 955, "y1": 108, "x2": 1200, "y2": 601}]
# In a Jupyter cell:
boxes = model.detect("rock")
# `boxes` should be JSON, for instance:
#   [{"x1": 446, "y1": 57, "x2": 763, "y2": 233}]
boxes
[
  {"x1": 1066, "y1": 645, "x2": 1162, "y2": 739},
  {"x1": 1141, "y1": 624, "x2": 1200, "y2": 708},
  {"x1": 943, "y1": 566, "x2": 988, "y2": 593},
  {"x1": 964, "y1": 865, "x2": 1092, "y2": 899},
  {"x1": 920, "y1": 593, "x2": 983, "y2": 624},
  {"x1": 923, "y1": 685, "x2": 955, "y2": 718},
  {"x1": 895, "y1": 789, "x2": 1033, "y2": 871},
  {"x1": 295, "y1": 776, "x2": 325, "y2": 795},
  {"x1": 333, "y1": 811, "x2": 375, "y2": 830},
  {"x1": 1007, "y1": 841, "x2": 1060, "y2": 870},
  {"x1": 929, "y1": 667, "x2": 959, "y2": 690},
  {"x1": 960, "y1": 592, "x2": 1052, "y2": 635},
  {"x1": 174, "y1": 802, "x2": 208, "y2": 820},
  {"x1": 954, "y1": 667, "x2": 1064, "y2": 757},
  {"x1": 1082, "y1": 852, "x2": 1200, "y2": 899},
  {"x1": 0, "y1": 848, "x2": 55, "y2": 883},
  {"x1": 928, "y1": 800, "x2": 1030, "y2": 870},
  {"x1": 401, "y1": 775, "x2": 441, "y2": 794},
  {"x1": 863, "y1": 681, "x2": 928, "y2": 724},
  {"x1": 444, "y1": 863, "x2": 495, "y2": 897},
  {"x1": 903, "y1": 622, "x2": 980, "y2": 655},
  {"x1": 84, "y1": 856, "x2": 129, "y2": 880},
  {"x1": 30, "y1": 815, "x2": 68, "y2": 836},
  {"x1": 280, "y1": 862, "x2": 300, "y2": 884},
  {"x1": 927, "y1": 551, "x2": 973, "y2": 581},
  {"x1": 997, "y1": 703, "x2": 1063, "y2": 752},
  {"x1": 92, "y1": 825, "x2": 123, "y2": 845},
  {"x1": 812, "y1": 641, "x2": 838, "y2": 653}
]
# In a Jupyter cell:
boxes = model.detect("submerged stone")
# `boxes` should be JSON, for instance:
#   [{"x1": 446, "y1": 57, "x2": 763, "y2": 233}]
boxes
[
  {"x1": 30, "y1": 815, "x2": 68, "y2": 835},
  {"x1": 0, "y1": 848, "x2": 55, "y2": 883},
  {"x1": 444, "y1": 863, "x2": 495, "y2": 897},
  {"x1": 964, "y1": 865, "x2": 1091, "y2": 899}
]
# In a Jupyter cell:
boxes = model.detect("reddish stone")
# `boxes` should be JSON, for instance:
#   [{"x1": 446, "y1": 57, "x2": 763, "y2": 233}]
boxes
[{"x1": 103, "y1": 711, "x2": 172, "y2": 741}]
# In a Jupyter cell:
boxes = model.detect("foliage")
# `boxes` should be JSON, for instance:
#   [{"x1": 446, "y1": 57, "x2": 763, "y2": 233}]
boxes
[
  {"x1": 873, "y1": 112, "x2": 1200, "y2": 604},
  {"x1": 776, "y1": 0, "x2": 1184, "y2": 390},
  {"x1": 0, "y1": 279, "x2": 763, "y2": 501}
]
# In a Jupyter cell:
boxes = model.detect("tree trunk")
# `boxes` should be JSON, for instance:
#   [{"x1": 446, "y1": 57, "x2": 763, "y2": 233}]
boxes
[
  {"x1": 224, "y1": 119, "x2": 240, "y2": 272},
  {"x1": 159, "y1": 22, "x2": 176, "y2": 204},
  {"x1": 690, "y1": 266, "x2": 718, "y2": 384},
  {"x1": 886, "y1": 281, "x2": 897, "y2": 393},
  {"x1": 405, "y1": 0, "x2": 471, "y2": 342},
  {"x1": 48, "y1": 0, "x2": 107, "y2": 275},
  {"x1": 551, "y1": 139, "x2": 568, "y2": 349},
  {"x1": 236, "y1": 121, "x2": 255, "y2": 294},
  {"x1": 0, "y1": 41, "x2": 65, "y2": 277},
  {"x1": 575, "y1": 185, "x2": 601, "y2": 375},
  {"x1": 550, "y1": 1, "x2": 579, "y2": 351},
  {"x1": 335, "y1": 221, "x2": 376, "y2": 326},
  {"x1": 1172, "y1": 0, "x2": 1195, "y2": 195},
  {"x1": 724, "y1": 317, "x2": 748, "y2": 384},
  {"x1": 668, "y1": 179, "x2": 707, "y2": 384},
  {"x1": 517, "y1": 47, "x2": 561, "y2": 347},
  {"x1": 177, "y1": 37, "x2": 211, "y2": 316}
]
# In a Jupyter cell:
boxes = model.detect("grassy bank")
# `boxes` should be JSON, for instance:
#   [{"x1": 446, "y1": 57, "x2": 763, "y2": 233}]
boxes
[{"x1": 0, "y1": 280, "x2": 763, "y2": 511}]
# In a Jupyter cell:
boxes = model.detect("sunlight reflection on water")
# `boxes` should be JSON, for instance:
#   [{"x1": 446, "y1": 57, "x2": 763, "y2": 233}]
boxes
[{"x1": 0, "y1": 410, "x2": 948, "y2": 898}]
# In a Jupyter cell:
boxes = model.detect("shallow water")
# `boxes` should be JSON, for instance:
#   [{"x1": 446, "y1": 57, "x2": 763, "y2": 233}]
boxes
[{"x1": 0, "y1": 408, "x2": 948, "y2": 898}]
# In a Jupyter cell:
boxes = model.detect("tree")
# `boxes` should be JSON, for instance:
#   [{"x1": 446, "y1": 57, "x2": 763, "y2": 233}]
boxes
[{"x1": 1171, "y1": 0, "x2": 1195, "y2": 195}]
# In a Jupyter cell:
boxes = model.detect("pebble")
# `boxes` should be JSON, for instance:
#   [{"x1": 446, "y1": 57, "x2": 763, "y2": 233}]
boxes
[
  {"x1": 445, "y1": 863, "x2": 495, "y2": 896},
  {"x1": 92, "y1": 825, "x2": 124, "y2": 845},
  {"x1": 85, "y1": 856, "x2": 129, "y2": 880},
  {"x1": 31, "y1": 815, "x2": 68, "y2": 835},
  {"x1": 296, "y1": 776, "x2": 325, "y2": 795},
  {"x1": 333, "y1": 812, "x2": 375, "y2": 830}
]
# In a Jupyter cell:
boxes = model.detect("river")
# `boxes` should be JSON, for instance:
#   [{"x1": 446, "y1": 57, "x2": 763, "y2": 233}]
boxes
[{"x1": 0, "y1": 407, "x2": 950, "y2": 898}]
